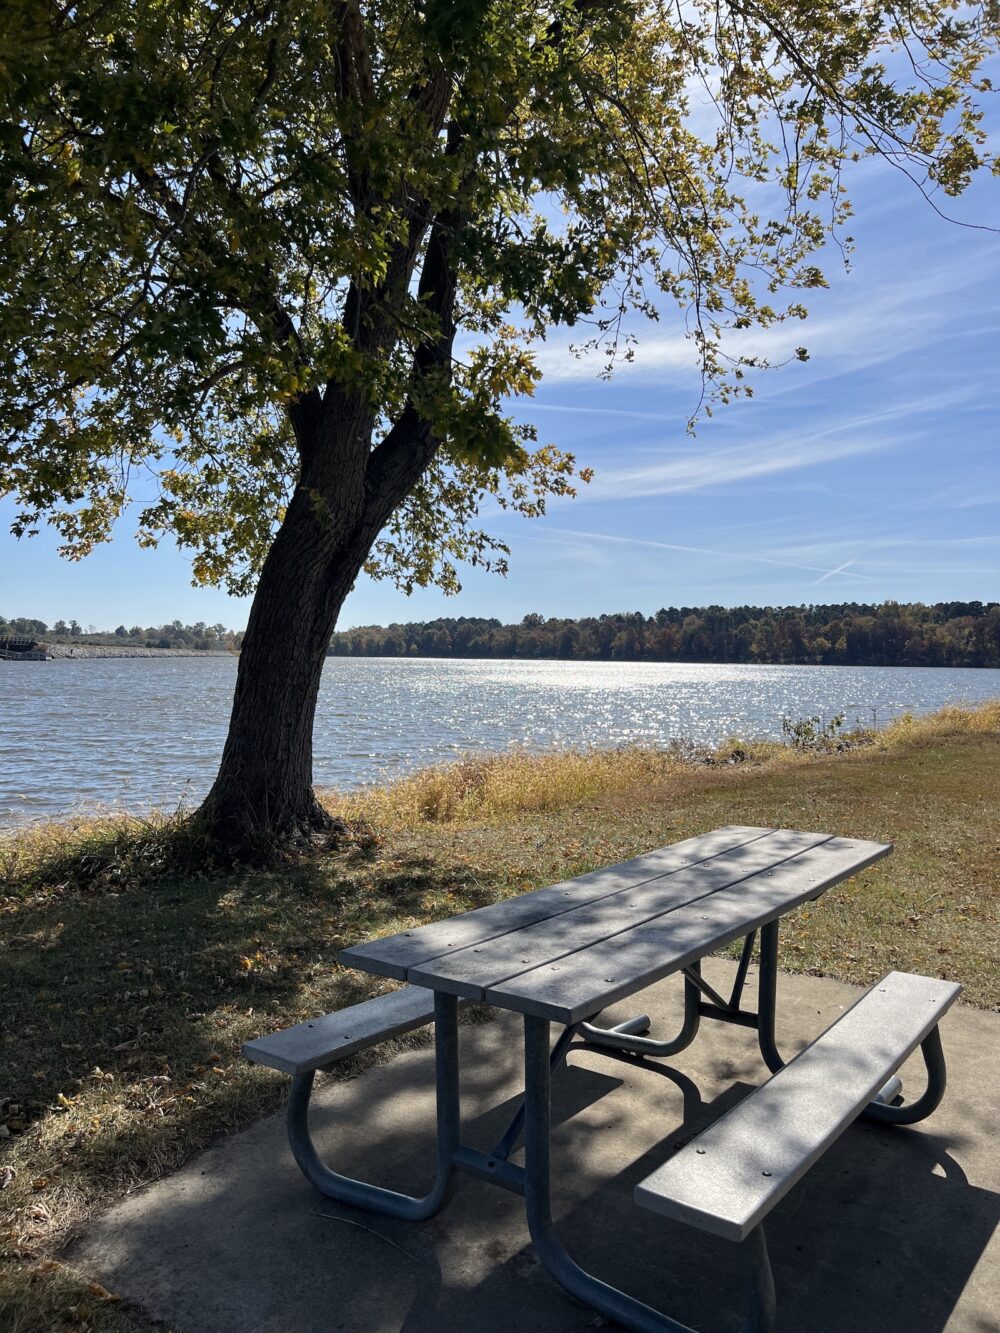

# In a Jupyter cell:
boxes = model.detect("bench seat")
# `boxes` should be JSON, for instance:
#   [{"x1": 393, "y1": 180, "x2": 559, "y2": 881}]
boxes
[
  {"x1": 635, "y1": 970, "x2": 960, "y2": 1242},
  {"x1": 242, "y1": 985, "x2": 468, "y2": 1076}
]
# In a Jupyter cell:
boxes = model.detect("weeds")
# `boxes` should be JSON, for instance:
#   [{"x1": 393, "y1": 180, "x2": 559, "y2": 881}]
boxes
[
  {"x1": 334, "y1": 745, "x2": 693, "y2": 826},
  {"x1": 779, "y1": 711, "x2": 872, "y2": 750},
  {"x1": 0, "y1": 808, "x2": 375, "y2": 903},
  {"x1": 880, "y1": 698, "x2": 1000, "y2": 745}
]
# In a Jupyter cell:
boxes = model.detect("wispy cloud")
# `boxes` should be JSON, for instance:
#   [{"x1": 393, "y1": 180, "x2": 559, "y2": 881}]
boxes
[
  {"x1": 516, "y1": 402, "x2": 674, "y2": 423},
  {"x1": 529, "y1": 241, "x2": 1000, "y2": 389},
  {"x1": 722, "y1": 531, "x2": 1000, "y2": 585},
  {"x1": 558, "y1": 401, "x2": 934, "y2": 502},
  {"x1": 581, "y1": 434, "x2": 893, "y2": 500}
]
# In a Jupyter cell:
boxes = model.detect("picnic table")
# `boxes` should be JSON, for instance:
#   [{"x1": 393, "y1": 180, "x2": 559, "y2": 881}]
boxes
[{"x1": 244, "y1": 826, "x2": 959, "y2": 1332}]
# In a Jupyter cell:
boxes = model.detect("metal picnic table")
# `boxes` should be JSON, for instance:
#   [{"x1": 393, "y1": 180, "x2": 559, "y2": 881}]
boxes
[{"x1": 319, "y1": 825, "x2": 900, "y2": 1330}]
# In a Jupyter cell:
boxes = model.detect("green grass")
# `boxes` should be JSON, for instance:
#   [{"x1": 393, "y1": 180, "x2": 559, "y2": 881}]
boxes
[{"x1": 1, "y1": 703, "x2": 998, "y2": 1330}]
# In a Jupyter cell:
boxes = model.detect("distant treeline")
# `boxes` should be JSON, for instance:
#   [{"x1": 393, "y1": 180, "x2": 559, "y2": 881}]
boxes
[
  {"x1": 9, "y1": 601, "x2": 1000, "y2": 666},
  {"x1": 330, "y1": 602, "x2": 1000, "y2": 668},
  {"x1": 0, "y1": 615, "x2": 243, "y2": 652}
]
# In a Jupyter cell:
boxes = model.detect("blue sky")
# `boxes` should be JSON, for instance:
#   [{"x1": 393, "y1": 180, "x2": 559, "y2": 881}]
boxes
[{"x1": 2, "y1": 160, "x2": 997, "y2": 632}]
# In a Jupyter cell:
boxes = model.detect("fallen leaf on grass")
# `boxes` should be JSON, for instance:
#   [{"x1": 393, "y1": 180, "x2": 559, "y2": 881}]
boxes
[{"x1": 87, "y1": 1281, "x2": 121, "y2": 1303}]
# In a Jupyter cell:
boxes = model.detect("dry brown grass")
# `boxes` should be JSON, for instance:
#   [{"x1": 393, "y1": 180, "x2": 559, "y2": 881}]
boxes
[
  {"x1": 326, "y1": 699, "x2": 999, "y2": 828},
  {"x1": 878, "y1": 697, "x2": 1000, "y2": 746},
  {"x1": 333, "y1": 744, "x2": 707, "y2": 825},
  {"x1": 0, "y1": 810, "x2": 213, "y2": 902}
]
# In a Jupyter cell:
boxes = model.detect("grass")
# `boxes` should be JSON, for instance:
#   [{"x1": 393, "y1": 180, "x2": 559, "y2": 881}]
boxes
[
  {"x1": 331, "y1": 699, "x2": 1000, "y2": 826},
  {"x1": 1, "y1": 700, "x2": 998, "y2": 1329}
]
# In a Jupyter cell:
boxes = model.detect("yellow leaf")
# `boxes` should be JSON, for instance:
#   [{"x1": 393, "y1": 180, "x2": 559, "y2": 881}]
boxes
[{"x1": 88, "y1": 1281, "x2": 121, "y2": 1303}]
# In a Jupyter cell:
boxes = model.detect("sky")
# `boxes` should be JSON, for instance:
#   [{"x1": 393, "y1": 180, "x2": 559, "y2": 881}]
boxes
[{"x1": 2, "y1": 160, "x2": 998, "y2": 632}]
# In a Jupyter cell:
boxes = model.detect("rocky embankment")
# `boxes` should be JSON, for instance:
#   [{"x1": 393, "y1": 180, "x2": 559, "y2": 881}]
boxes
[{"x1": 41, "y1": 643, "x2": 235, "y2": 659}]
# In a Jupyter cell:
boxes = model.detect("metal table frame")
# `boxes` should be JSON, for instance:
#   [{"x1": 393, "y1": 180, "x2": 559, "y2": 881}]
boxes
[
  {"x1": 287, "y1": 922, "x2": 789, "y2": 1331},
  {"x1": 286, "y1": 888, "x2": 945, "y2": 1332}
]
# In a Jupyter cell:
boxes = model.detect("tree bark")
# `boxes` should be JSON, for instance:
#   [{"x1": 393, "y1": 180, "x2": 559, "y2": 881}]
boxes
[
  {"x1": 197, "y1": 464, "x2": 376, "y2": 855},
  {"x1": 196, "y1": 410, "x2": 441, "y2": 855}
]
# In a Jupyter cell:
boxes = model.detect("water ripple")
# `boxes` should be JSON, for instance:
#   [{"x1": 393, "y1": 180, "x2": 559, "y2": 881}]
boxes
[{"x1": 2, "y1": 656, "x2": 998, "y2": 826}]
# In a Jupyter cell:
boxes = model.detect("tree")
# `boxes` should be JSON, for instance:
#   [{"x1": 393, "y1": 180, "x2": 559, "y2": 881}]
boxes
[{"x1": 1, "y1": 1, "x2": 996, "y2": 852}]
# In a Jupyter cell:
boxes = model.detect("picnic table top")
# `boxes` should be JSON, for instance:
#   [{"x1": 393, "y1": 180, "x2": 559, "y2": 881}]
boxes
[{"x1": 339, "y1": 826, "x2": 891, "y2": 1025}]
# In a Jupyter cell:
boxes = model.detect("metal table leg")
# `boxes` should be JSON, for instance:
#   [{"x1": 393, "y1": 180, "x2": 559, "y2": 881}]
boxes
[
  {"x1": 578, "y1": 928, "x2": 788, "y2": 1076},
  {"x1": 490, "y1": 1020, "x2": 580, "y2": 1162},
  {"x1": 756, "y1": 920, "x2": 786, "y2": 1073},
  {"x1": 863, "y1": 1025, "x2": 949, "y2": 1125},
  {"x1": 579, "y1": 969, "x2": 702, "y2": 1059},
  {"x1": 522, "y1": 1014, "x2": 775, "y2": 1333},
  {"x1": 285, "y1": 991, "x2": 460, "y2": 1220}
]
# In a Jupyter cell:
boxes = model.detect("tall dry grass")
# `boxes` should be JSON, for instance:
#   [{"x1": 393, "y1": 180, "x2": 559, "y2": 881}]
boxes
[
  {"x1": 0, "y1": 809, "x2": 202, "y2": 899},
  {"x1": 329, "y1": 698, "x2": 1000, "y2": 828},
  {"x1": 330, "y1": 745, "x2": 694, "y2": 826},
  {"x1": 878, "y1": 698, "x2": 1000, "y2": 746}
]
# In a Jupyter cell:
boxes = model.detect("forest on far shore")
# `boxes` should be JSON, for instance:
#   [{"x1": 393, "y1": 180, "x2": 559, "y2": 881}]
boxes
[
  {"x1": 329, "y1": 602, "x2": 1000, "y2": 668},
  {"x1": 6, "y1": 601, "x2": 1000, "y2": 668}
]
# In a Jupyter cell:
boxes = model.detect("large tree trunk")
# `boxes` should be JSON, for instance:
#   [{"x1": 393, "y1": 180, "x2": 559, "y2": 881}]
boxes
[
  {"x1": 197, "y1": 200, "x2": 460, "y2": 858},
  {"x1": 197, "y1": 471, "x2": 376, "y2": 856}
]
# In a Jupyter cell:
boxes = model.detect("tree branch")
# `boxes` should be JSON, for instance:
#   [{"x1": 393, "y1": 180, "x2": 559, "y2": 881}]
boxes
[{"x1": 361, "y1": 190, "x2": 463, "y2": 530}]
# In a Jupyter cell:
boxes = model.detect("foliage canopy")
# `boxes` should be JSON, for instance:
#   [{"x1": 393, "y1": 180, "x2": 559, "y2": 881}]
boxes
[{"x1": 0, "y1": 0, "x2": 996, "y2": 594}]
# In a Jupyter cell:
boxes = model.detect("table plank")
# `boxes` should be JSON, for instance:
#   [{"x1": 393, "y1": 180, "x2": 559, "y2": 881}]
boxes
[
  {"x1": 406, "y1": 829, "x2": 832, "y2": 999},
  {"x1": 484, "y1": 837, "x2": 891, "y2": 1024},
  {"x1": 338, "y1": 826, "x2": 772, "y2": 980}
]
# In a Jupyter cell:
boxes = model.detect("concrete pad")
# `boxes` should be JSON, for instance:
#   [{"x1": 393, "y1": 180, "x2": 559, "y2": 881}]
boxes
[{"x1": 68, "y1": 961, "x2": 1000, "y2": 1332}]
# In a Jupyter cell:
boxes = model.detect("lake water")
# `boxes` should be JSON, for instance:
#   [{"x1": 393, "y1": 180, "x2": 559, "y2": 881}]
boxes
[{"x1": 2, "y1": 656, "x2": 999, "y2": 826}]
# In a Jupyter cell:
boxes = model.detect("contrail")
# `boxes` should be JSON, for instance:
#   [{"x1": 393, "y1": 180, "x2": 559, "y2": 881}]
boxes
[
  {"x1": 535, "y1": 526, "x2": 875, "y2": 581},
  {"x1": 814, "y1": 559, "x2": 857, "y2": 585}
]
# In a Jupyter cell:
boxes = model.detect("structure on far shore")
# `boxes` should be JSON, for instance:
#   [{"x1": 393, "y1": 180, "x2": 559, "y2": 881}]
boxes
[{"x1": 0, "y1": 637, "x2": 50, "y2": 661}]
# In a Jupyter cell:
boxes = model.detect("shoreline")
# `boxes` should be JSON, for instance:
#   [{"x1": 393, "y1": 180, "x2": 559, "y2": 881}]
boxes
[
  {"x1": 10, "y1": 646, "x2": 1000, "y2": 669},
  {"x1": 2, "y1": 697, "x2": 996, "y2": 835},
  {"x1": 36, "y1": 643, "x2": 236, "y2": 659}
]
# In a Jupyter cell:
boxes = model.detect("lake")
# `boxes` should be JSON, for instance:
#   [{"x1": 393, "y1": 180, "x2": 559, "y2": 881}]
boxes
[{"x1": 2, "y1": 656, "x2": 999, "y2": 826}]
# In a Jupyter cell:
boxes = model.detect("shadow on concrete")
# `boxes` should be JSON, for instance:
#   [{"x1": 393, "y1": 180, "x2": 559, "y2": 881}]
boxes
[{"x1": 68, "y1": 979, "x2": 1000, "y2": 1333}]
